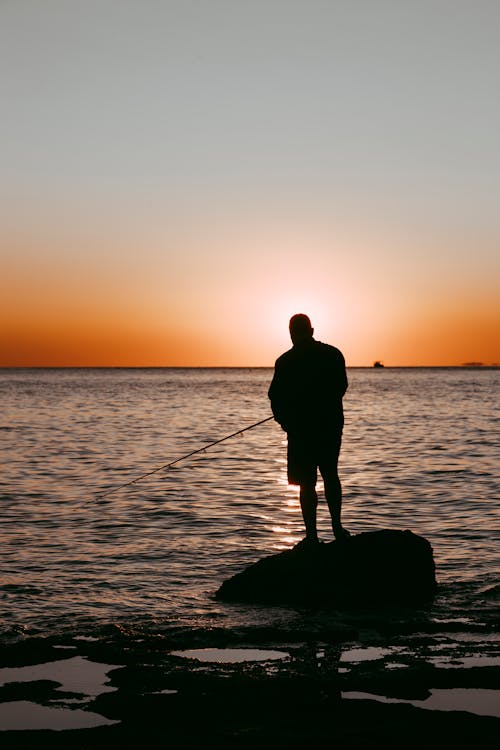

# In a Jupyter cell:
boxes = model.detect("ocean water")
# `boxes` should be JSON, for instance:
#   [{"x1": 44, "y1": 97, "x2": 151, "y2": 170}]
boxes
[{"x1": 1, "y1": 367, "x2": 499, "y2": 731}]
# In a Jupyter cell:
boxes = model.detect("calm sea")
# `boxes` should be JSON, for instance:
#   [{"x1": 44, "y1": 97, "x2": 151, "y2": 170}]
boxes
[{"x1": 0, "y1": 367, "x2": 499, "y2": 729}]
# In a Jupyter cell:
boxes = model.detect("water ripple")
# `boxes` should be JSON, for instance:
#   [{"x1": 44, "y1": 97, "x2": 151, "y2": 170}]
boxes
[{"x1": 0, "y1": 367, "x2": 498, "y2": 632}]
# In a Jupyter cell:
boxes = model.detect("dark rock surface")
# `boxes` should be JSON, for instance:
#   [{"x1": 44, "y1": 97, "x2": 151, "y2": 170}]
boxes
[{"x1": 217, "y1": 529, "x2": 437, "y2": 607}]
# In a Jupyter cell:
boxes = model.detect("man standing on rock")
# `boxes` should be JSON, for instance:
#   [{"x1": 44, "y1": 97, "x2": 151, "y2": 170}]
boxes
[{"x1": 268, "y1": 314, "x2": 350, "y2": 545}]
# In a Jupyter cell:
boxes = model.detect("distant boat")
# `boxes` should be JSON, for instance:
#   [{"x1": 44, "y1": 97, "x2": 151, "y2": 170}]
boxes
[{"x1": 373, "y1": 361, "x2": 385, "y2": 368}]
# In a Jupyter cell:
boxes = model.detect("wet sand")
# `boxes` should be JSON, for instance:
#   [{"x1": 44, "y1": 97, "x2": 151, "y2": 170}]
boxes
[
  {"x1": 2, "y1": 699, "x2": 500, "y2": 749},
  {"x1": 1, "y1": 634, "x2": 499, "y2": 749}
]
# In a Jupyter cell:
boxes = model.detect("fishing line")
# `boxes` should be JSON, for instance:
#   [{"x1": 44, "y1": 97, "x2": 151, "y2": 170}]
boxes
[{"x1": 94, "y1": 415, "x2": 274, "y2": 501}]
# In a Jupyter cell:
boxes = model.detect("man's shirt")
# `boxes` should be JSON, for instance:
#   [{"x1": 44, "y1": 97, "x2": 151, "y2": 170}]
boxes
[{"x1": 268, "y1": 338, "x2": 348, "y2": 436}]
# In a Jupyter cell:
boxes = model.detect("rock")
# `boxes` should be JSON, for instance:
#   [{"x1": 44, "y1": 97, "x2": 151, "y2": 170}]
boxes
[{"x1": 216, "y1": 529, "x2": 437, "y2": 608}]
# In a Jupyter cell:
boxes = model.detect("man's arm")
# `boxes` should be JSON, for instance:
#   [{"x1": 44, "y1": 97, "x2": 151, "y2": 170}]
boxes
[
  {"x1": 268, "y1": 359, "x2": 291, "y2": 431},
  {"x1": 338, "y1": 350, "x2": 348, "y2": 397}
]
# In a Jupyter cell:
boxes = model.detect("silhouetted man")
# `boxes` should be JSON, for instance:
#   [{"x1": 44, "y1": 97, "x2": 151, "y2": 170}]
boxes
[{"x1": 268, "y1": 314, "x2": 350, "y2": 544}]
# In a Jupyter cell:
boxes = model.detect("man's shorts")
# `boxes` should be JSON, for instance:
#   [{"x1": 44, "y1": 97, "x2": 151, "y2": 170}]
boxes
[{"x1": 287, "y1": 431, "x2": 342, "y2": 487}]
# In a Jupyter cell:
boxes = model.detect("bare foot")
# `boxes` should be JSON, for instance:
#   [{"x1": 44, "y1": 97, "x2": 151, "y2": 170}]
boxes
[
  {"x1": 333, "y1": 526, "x2": 351, "y2": 542},
  {"x1": 294, "y1": 535, "x2": 320, "y2": 550}
]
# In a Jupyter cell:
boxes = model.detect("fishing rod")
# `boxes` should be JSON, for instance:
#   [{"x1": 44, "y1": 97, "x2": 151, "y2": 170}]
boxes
[{"x1": 95, "y1": 415, "x2": 274, "y2": 501}]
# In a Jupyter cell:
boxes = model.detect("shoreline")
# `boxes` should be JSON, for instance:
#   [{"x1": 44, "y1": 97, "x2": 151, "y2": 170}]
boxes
[
  {"x1": 1, "y1": 651, "x2": 499, "y2": 748},
  {"x1": 1, "y1": 626, "x2": 499, "y2": 746}
]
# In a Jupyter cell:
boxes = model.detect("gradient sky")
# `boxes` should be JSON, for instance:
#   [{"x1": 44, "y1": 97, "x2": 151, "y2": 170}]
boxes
[{"x1": 1, "y1": 0, "x2": 499, "y2": 366}]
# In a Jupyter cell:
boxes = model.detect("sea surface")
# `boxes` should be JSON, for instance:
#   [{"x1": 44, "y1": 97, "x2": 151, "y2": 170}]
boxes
[{"x1": 1, "y1": 367, "x2": 499, "y2": 732}]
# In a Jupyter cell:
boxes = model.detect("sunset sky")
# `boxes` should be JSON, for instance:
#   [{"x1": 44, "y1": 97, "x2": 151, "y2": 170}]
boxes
[{"x1": 1, "y1": 1, "x2": 499, "y2": 366}]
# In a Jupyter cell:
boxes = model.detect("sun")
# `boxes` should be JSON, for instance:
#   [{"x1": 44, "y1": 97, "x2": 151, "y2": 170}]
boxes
[{"x1": 268, "y1": 293, "x2": 338, "y2": 346}]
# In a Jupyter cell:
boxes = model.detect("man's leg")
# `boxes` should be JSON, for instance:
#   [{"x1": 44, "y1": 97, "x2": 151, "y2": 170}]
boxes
[
  {"x1": 299, "y1": 483, "x2": 318, "y2": 542},
  {"x1": 322, "y1": 472, "x2": 343, "y2": 535},
  {"x1": 288, "y1": 432, "x2": 319, "y2": 543},
  {"x1": 320, "y1": 445, "x2": 350, "y2": 541}
]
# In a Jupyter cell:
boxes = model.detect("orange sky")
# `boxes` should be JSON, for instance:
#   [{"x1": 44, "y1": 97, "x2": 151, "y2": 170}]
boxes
[{"x1": 2, "y1": 217, "x2": 498, "y2": 367}]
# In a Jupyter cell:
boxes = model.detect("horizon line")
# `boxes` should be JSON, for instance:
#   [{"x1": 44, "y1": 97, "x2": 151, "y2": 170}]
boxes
[{"x1": 1, "y1": 364, "x2": 498, "y2": 370}]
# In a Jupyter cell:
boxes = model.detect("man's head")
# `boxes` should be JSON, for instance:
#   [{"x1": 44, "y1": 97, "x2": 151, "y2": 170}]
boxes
[{"x1": 289, "y1": 313, "x2": 314, "y2": 345}]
